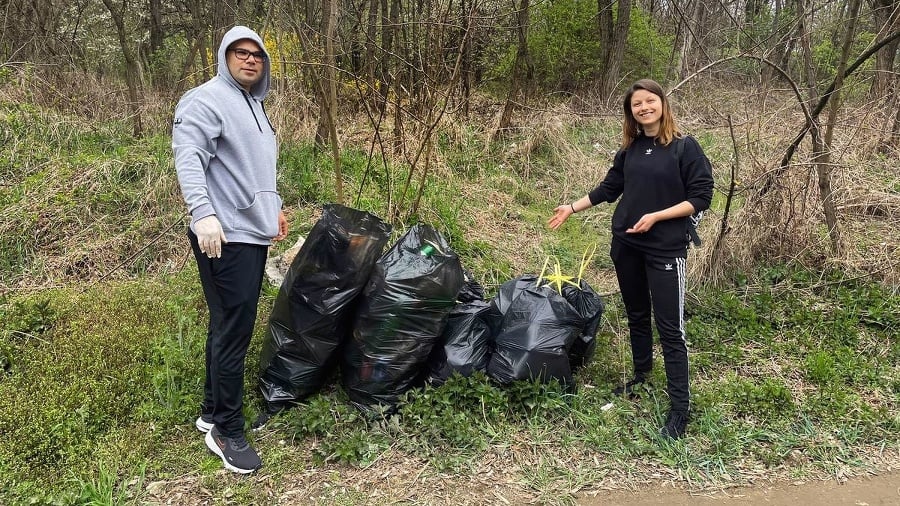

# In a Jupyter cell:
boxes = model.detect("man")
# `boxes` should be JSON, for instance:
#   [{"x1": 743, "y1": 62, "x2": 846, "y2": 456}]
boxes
[{"x1": 173, "y1": 25, "x2": 288, "y2": 474}]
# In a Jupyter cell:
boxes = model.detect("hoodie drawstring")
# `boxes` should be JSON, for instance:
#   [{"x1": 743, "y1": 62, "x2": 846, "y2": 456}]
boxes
[
  {"x1": 240, "y1": 90, "x2": 263, "y2": 132},
  {"x1": 260, "y1": 101, "x2": 276, "y2": 134}
]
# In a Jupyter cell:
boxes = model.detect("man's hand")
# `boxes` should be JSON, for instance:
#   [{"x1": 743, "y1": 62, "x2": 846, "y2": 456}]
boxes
[
  {"x1": 195, "y1": 215, "x2": 228, "y2": 258},
  {"x1": 274, "y1": 210, "x2": 288, "y2": 242}
]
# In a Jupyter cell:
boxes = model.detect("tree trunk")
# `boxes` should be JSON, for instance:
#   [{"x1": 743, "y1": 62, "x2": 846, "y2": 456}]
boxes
[
  {"x1": 185, "y1": 0, "x2": 211, "y2": 82},
  {"x1": 869, "y1": 0, "x2": 900, "y2": 98},
  {"x1": 815, "y1": 0, "x2": 860, "y2": 255},
  {"x1": 315, "y1": 0, "x2": 344, "y2": 204},
  {"x1": 496, "y1": 0, "x2": 530, "y2": 136},
  {"x1": 673, "y1": 0, "x2": 701, "y2": 80},
  {"x1": 148, "y1": 0, "x2": 164, "y2": 54},
  {"x1": 597, "y1": 0, "x2": 631, "y2": 97},
  {"x1": 378, "y1": 0, "x2": 393, "y2": 115},
  {"x1": 886, "y1": 83, "x2": 900, "y2": 151},
  {"x1": 460, "y1": 0, "x2": 473, "y2": 117},
  {"x1": 761, "y1": 0, "x2": 796, "y2": 87},
  {"x1": 366, "y1": 0, "x2": 378, "y2": 90},
  {"x1": 101, "y1": 0, "x2": 144, "y2": 137},
  {"x1": 390, "y1": 0, "x2": 403, "y2": 156}
]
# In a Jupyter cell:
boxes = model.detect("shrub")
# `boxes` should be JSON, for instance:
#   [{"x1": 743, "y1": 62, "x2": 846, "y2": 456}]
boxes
[{"x1": 0, "y1": 275, "x2": 204, "y2": 492}]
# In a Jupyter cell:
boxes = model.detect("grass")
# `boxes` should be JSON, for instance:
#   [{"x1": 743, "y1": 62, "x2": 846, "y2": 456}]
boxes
[
  {"x1": 1, "y1": 85, "x2": 898, "y2": 504},
  {"x1": 1, "y1": 264, "x2": 896, "y2": 503}
]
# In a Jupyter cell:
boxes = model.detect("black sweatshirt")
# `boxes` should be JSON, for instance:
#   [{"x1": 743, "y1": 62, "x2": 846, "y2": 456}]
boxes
[{"x1": 588, "y1": 134, "x2": 714, "y2": 257}]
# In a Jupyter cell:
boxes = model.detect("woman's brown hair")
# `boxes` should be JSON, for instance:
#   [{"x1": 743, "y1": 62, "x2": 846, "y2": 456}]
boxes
[{"x1": 621, "y1": 79, "x2": 681, "y2": 150}]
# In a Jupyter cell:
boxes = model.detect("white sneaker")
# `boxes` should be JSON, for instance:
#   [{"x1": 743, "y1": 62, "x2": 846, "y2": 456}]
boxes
[{"x1": 195, "y1": 414, "x2": 213, "y2": 433}]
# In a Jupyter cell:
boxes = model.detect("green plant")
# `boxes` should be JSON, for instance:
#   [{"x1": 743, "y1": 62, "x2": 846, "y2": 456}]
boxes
[
  {"x1": 805, "y1": 350, "x2": 839, "y2": 385},
  {"x1": 3, "y1": 296, "x2": 55, "y2": 337},
  {"x1": 289, "y1": 394, "x2": 359, "y2": 438},
  {"x1": 0, "y1": 276, "x2": 201, "y2": 498},
  {"x1": 66, "y1": 461, "x2": 147, "y2": 506},
  {"x1": 397, "y1": 373, "x2": 499, "y2": 451},
  {"x1": 137, "y1": 312, "x2": 207, "y2": 426},
  {"x1": 318, "y1": 427, "x2": 389, "y2": 466}
]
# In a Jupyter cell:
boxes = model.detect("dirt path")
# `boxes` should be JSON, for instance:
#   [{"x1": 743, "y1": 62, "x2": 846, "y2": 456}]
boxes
[{"x1": 578, "y1": 472, "x2": 900, "y2": 506}]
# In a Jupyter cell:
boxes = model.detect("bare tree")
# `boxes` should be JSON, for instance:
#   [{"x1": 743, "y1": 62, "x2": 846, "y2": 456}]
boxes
[
  {"x1": 671, "y1": 0, "x2": 703, "y2": 80},
  {"x1": 101, "y1": 0, "x2": 145, "y2": 137},
  {"x1": 496, "y1": 0, "x2": 531, "y2": 136},
  {"x1": 813, "y1": 0, "x2": 862, "y2": 255},
  {"x1": 869, "y1": 0, "x2": 900, "y2": 98},
  {"x1": 597, "y1": 0, "x2": 631, "y2": 98}
]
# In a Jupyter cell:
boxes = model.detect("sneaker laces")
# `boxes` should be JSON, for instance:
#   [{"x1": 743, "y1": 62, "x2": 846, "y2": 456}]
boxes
[{"x1": 228, "y1": 434, "x2": 251, "y2": 451}]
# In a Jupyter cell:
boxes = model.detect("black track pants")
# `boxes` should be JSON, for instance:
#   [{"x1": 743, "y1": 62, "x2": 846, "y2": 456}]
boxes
[
  {"x1": 189, "y1": 230, "x2": 267, "y2": 438},
  {"x1": 610, "y1": 238, "x2": 690, "y2": 413}
]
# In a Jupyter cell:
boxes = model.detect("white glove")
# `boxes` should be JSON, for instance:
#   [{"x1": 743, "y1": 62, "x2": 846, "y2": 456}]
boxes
[{"x1": 194, "y1": 215, "x2": 228, "y2": 258}]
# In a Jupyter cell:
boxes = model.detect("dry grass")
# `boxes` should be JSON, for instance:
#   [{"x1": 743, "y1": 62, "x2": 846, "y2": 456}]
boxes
[
  {"x1": 2, "y1": 66, "x2": 898, "y2": 295},
  {"x1": 137, "y1": 436, "x2": 900, "y2": 505},
  {"x1": 667, "y1": 82, "x2": 900, "y2": 287}
]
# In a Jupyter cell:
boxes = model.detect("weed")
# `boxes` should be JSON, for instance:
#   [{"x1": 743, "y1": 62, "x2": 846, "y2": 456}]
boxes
[
  {"x1": 289, "y1": 394, "x2": 359, "y2": 438},
  {"x1": 66, "y1": 461, "x2": 147, "y2": 506},
  {"x1": 0, "y1": 275, "x2": 202, "y2": 498},
  {"x1": 319, "y1": 427, "x2": 389, "y2": 466},
  {"x1": 397, "y1": 374, "x2": 499, "y2": 451},
  {"x1": 2, "y1": 296, "x2": 55, "y2": 337}
]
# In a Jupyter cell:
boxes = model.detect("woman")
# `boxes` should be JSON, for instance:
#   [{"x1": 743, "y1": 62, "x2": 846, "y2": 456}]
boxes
[{"x1": 548, "y1": 79, "x2": 714, "y2": 439}]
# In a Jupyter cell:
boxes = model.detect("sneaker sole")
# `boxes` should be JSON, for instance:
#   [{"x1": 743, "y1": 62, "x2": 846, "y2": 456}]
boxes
[
  {"x1": 204, "y1": 430, "x2": 259, "y2": 474},
  {"x1": 195, "y1": 417, "x2": 214, "y2": 434}
]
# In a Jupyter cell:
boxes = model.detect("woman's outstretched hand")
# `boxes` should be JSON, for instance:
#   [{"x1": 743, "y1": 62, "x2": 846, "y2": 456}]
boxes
[
  {"x1": 548, "y1": 205, "x2": 573, "y2": 230},
  {"x1": 626, "y1": 213, "x2": 658, "y2": 234}
]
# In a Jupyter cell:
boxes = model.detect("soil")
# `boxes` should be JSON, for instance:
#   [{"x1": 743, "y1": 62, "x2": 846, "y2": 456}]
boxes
[{"x1": 579, "y1": 472, "x2": 900, "y2": 506}]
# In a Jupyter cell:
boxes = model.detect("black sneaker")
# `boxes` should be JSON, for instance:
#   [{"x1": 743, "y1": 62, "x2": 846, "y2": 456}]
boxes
[
  {"x1": 660, "y1": 410, "x2": 689, "y2": 440},
  {"x1": 195, "y1": 413, "x2": 213, "y2": 433},
  {"x1": 205, "y1": 426, "x2": 262, "y2": 474},
  {"x1": 612, "y1": 376, "x2": 649, "y2": 399}
]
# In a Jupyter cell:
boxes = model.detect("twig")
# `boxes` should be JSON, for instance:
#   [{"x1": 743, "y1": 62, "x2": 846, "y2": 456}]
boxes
[
  {"x1": 767, "y1": 29, "x2": 900, "y2": 193},
  {"x1": 94, "y1": 213, "x2": 187, "y2": 285},
  {"x1": 669, "y1": 54, "x2": 812, "y2": 130},
  {"x1": 710, "y1": 115, "x2": 739, "y2": 267},
  {"x1": 806, "y1": 259, "x2": 900, "y2": 290}
]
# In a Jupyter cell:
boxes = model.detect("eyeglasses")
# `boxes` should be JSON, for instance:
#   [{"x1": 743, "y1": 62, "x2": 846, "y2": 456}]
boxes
[{"x1": 230, "y1": 48, "x2": 266, "y2": 63}]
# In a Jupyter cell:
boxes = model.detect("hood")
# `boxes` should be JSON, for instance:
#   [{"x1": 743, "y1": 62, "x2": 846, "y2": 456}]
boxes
[{"x1": 217, "y1": 26, "x2": 271, "y2": 100}]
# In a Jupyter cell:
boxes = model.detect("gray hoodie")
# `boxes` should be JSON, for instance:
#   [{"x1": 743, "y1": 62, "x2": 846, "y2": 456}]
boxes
[{"x1": 173, "y1": 26, "x2": 281, "y2": 246}]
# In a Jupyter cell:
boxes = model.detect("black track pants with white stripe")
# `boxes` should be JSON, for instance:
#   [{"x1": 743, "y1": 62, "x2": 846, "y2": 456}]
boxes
[{"x1": 610, "y1": 238, "x2": 690, "y2": 413}]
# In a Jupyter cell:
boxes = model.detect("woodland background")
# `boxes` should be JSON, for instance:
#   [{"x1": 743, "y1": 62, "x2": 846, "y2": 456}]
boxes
[{"x1": 1, "y1": 0, "x2": 899, "y2": 289}]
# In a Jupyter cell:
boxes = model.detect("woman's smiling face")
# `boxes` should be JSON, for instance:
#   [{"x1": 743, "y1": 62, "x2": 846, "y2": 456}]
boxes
[{"x1": 630, "y1": 89, "x2": 663, "y2": 135}]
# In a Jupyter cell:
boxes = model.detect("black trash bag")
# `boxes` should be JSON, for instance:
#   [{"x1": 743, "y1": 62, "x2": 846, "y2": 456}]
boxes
[
  {"x1": 486, "y1": 283, "x2": 585, "y2": 386},
  {"x1": 341, "y1": 224, "x2": 464, "y2": 413},
  {"x1": 483, "y1": 274, "x2": 540, "y2": 337},
  {"x1": 258, "y1": 204, "x2": 392, "y2": 411},
  {"x1": 560, "y1": 280, "x2": 604, "y2": 369},
  {"x1": 427, "y1": 299, "x2": 492, "y2": 386},
  {"x1": 457, "y1": 269, "x2": 486, "y2": 303}
]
